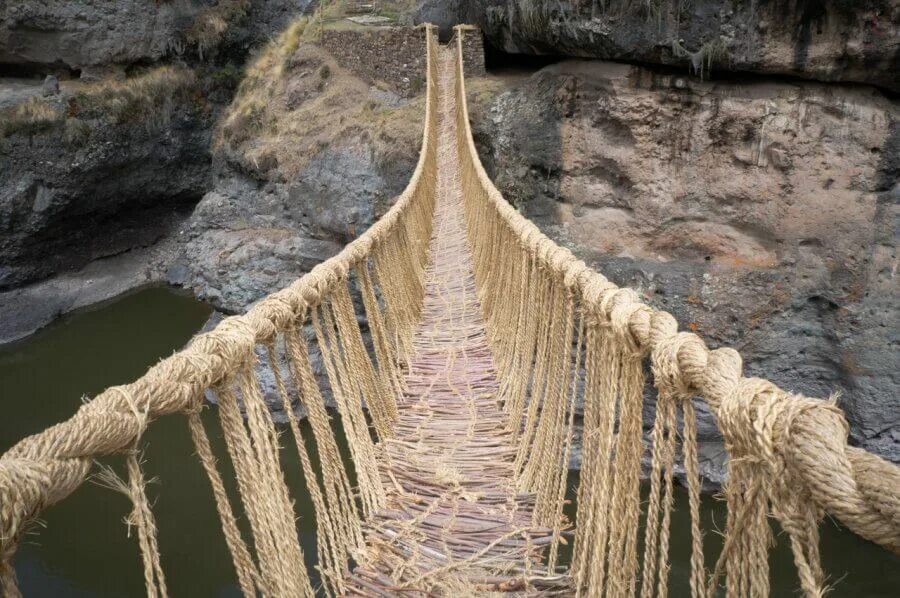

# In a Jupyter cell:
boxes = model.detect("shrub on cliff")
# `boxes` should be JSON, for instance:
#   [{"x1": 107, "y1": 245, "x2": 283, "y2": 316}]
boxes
[
  {"x1": 182, "y1": 0, "x2": 252, "y2": 59},
  {"x1": 1, "y1": 66, "x2": 201, "y2": 140},
  {"x1": 0, "y1": 97, "x2": 64, "y2": 138},
  {"x1": 71, "y1": 66, "x2": 200, "y2": 131},
  {"x1": 220, "y1": 18, "x2": 310, "y2": 147}
]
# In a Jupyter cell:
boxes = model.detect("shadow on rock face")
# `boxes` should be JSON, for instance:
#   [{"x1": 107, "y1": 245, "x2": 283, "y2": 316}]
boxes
[
  {"x1": 462, "y1": 0, "x2": 900, "y2": 93},
  {"x1": 473, "y1": 56, "x2": 900, "y2": 469}
]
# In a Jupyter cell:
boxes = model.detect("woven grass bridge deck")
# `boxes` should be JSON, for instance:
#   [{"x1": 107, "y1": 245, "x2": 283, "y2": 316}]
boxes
[
  {"x1": 344, "y1": 50, "x2": 570, "y2": 594},
  {"x1": 1, "y1": 26, "x2": 898, "y2": 598}
]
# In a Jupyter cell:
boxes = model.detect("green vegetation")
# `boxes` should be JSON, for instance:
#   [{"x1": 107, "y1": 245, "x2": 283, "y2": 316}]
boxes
[
  {"x1": 672, "y1": 37, "x2": 730, "y2": 80},
  {"x1": 209, "y1": 62, "x2": 244, "y2": 91},
  {"x1": 301, "y1": 0, "x2": 419, "y2": 39},
  {"x1": 63, "y1": 117, "x2": 92, "y2": 146},
  {"x1": 489, "y1": 1, "x2": 727, "y2": 79},
  {"x1": 372, "y1": 0, "x2": 418, "y2": 20},
  {"x1": 299, "y1": 0, "x2": 344, "y2": 41}
]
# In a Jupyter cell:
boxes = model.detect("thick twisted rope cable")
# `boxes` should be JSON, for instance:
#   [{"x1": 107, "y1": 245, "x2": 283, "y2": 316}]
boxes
[
  {"x1": 0, "y1": 24, "x2": 440, "y2": 593},
  {"x1": 451, "y1": 25, "x2": 900, "y2": 557}
]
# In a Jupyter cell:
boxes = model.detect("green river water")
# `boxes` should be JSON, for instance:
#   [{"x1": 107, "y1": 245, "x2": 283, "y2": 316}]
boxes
[{"x1": 2, "y1": 287, "x2": 897, "y2": 596}]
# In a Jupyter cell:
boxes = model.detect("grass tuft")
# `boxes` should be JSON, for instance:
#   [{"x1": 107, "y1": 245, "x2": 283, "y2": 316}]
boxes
[
  {"x1": 220, "y1": 17, "x2": 311, "y2": 146},
  {"x1": 72, "y1": 66, "x2": 199, "y2": 132},
  {"x1": 1, "y1": 66, "x2": 199, "y2": 139},
  {"x1": 672, "y1": 36, "x2": 730, "y2": 80},
  {"x1": 184, "y1": 0, "x2": 251, "y2": 59},
  {"x1": 0, "y1": 96, "x2": 63, "y2": 138},
  {"x1": 63, "y1": 117, "x2": 92, "y2": 146}
]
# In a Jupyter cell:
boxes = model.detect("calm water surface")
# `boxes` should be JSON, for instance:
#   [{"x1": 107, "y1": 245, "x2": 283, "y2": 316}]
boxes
[{"x1": 2, "y1": 286, "x2": 897, "y2": 596}]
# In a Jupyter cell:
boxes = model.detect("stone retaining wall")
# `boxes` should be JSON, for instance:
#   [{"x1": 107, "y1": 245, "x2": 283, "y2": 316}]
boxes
[
  {"x1": 320, "y1": 25, "x2": 485, "y2": 97},
  {"x1": 458, "y1": 29, "x2": 486, "y2": 77}
]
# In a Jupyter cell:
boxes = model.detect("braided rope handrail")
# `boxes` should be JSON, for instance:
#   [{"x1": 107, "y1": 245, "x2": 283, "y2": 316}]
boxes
[
  {"x1": 450, "y1": 26, "x2": 900, "y2": 555},
  {"x1": 0, "y1": 25, "x2": 441, "y2": 588}
]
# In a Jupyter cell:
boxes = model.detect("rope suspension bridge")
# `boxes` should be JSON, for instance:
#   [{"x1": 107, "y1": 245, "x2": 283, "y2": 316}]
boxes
[{"x1": 1, "y1": 26, "x2": 898, "y2": 598}]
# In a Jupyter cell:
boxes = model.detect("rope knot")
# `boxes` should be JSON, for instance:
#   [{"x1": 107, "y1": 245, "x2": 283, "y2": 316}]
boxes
[
  {"x1": 697, "y1": 347, "x2": 741, "y2": 406},
  {"x1": 651, "y1": 331, "x2": 698, "y2": 399},
  {"x1": 719, "y1": 378, "x2": 795, "y2": 471},
  {"x1": 256, "y1": 294, "x2": 297, "y2": 332},
  {"x1": 563, "y1": 260, "x2": 588, "y2": 291},
  {"x1": 194, "y1": 316, "x2": 258, "y2": 376},
  {"x1": 549, "y1": 246, "x2": 573, "y2": 274},
  {"x1": 300, "y1": 282, "x2": 320, "y2": 306},
  {"x1": 611, "y1": 303, "x2": 652, "y2": 356}
]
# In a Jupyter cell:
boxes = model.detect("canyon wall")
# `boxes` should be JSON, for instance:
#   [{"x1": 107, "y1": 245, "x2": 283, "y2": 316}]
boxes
[
  {"x1": 414, "y1": 0, "x2": 898, "y2": 470},
  {"x1": 423, "y1": 0, "x2": 900, "y2": 91},
  {"x1": 473, "y1": 59, "x2": 898, "y2": 468},
  {"x1": 1, "y1": 2, "x2": 896, "y2": 471},
  {"x1": 0, "y1": 1, "x2": 310, "y2": 340}
]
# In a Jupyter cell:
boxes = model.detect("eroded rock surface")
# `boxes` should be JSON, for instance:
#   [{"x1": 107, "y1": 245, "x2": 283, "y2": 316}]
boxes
[
  {"x1": 446, "y1": 0, "x2": 900, "y2": 92},
  {"x1": 180, "y1": 41, "x2": 509, "y2": 314},
  {"x1": 0, "y1": 0, "x2": 201, "y2": 70},
  {"x1": 0, "y1": 2, "x2": 313, "y2": 335},
  {"x1": 0, "y1": 0, "x2": 313, "y2": 72},
  {"x1": 0, "y1": 75, "x2": 214, "y2": 290},
  {"x1": 178, "y1": 177, "x2": 344, "y2": 313},
  {"x1": 473, "y1": 59, "x2": 899, "y2": 468}
]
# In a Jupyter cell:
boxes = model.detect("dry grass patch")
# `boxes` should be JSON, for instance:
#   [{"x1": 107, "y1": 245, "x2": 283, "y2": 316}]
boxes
[
  {"x1": 218, "y1": 16, "x2": 424, "y2": 179},
  {"x1": 183, "y1": 0, "x2": 252, "y2": 58},
  {"x1": 218, "y1": 11, "x2": 514, "y2": 181},
  {"x1": 302, "y1": 0, "x2": 420, "y2": 39},
  {"x1": 0, "y1": 96, "x2": 63, "y2": 137},
  {"x1": 71, "y1": 65, "x2": 199, "y2": 131},
  {"x1": 1, "y1": 65, "x2": 199, "y2": 139},
  {"x1": 220, "y1": 18, "x2": 309, "y2": 146}
]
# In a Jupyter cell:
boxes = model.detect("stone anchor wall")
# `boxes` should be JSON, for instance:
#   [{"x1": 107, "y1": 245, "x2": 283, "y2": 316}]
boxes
[
  {"x1": 457, "y1": 28, "x2": 486, "y2": 77},
  {"x1": 320, "y1": 26, "x2": 485, "y2": 97}
]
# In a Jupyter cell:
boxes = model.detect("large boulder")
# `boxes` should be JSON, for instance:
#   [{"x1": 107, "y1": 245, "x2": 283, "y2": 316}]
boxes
[
  {"x1": 178, "y1": 177, "x2": 345, "y2": 313},
  {"x1": 179, "y1": 39, "x2": 463, "y2": 313},
  {"x1": 473, "y1": 59, "x2": 899, "y2": 465}
]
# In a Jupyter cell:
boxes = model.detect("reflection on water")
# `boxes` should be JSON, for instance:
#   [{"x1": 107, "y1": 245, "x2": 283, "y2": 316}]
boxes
[
  {"x1": 561, "y1": 472, "x2": 900, "y2": 597},
  {"x1": 2, "y1": 286, "x2": 898, "y2": 596}
]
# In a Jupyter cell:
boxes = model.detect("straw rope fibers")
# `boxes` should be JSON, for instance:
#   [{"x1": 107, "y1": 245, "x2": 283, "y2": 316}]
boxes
[{"x1": 0, "y1": 24, "x2": 898, "y2": 598}]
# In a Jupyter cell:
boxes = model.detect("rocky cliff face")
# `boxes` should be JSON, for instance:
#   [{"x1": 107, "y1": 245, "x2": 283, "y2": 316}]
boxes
[
  {"x1": 443, "y1": 0, "x2": 900, "y2": 92},
  {"x1": 0, "y1": 1, "x2": 310, "y2": 75},
  {"x1": 0, "y1": 67, "x2": 223, "y2": 342},
  {"x1": 176, "y1": 34, "x2": 508, "y2": 314},
  {"x1": 0, "y1": 71, "x2": 213, "y2": 290},
  {"x1": 473, "y1": 59, "x2": 899, "y2": 467},
  {"x1": 0, "y1": 0, "x2": 201, "y2": 74},
  {"x1": 0, "y1": 1, "x2": 312, "y2": 341},
  {"x1": 1, "y1": 2, "x2": 896, "y2": 473}
]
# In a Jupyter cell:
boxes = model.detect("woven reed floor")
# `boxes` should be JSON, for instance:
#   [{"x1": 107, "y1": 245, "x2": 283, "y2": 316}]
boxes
[{"x1": 342, "y1": 50, "x2": 572, "y2": 596}]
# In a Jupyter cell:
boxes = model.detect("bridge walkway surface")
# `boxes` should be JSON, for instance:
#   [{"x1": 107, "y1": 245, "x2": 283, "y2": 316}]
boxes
[{"x1": 343, "y1": 48, "x2": 572, "y2": 596}]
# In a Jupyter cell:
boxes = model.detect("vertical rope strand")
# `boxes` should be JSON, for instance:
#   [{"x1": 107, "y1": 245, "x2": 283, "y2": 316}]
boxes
[
  {"x1": 285, "y1": 325, "x2": 364, "y2": 552},
  {"x1": 267, "y1": 340, "x2": 343, "y2": 597},
  {"x1": 187, "y1": 409, "x2": 260, "y2": 596}
]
